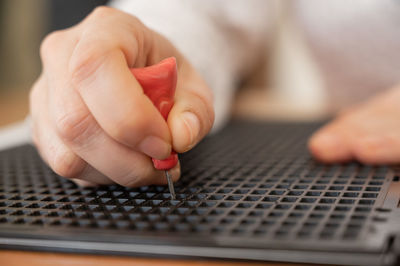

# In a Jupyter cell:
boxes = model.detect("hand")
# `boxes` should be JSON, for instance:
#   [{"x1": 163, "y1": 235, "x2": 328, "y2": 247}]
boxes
[
  {"x1": 30, "y1": 7, "x2": 214, "y2": 187},
  {"x1": 309, "y1": 85, "x2": 400, "y2": 164}
]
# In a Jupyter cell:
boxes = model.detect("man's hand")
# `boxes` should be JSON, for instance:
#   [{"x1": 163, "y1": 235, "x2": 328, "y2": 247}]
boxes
[
  {"x1": 309, "y1": 85, "x2": 400, "y2": 165},
  {"x1": 30, "y1": 7, "x2": 214, "y2": 187}
]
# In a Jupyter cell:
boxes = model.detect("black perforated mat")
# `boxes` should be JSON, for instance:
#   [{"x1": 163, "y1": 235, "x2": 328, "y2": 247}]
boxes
[{"x1": 0, "y1": 120, "x2": 399, "y2": 265}]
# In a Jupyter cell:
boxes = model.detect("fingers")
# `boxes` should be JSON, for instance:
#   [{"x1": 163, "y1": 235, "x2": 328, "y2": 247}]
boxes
[
  {"x1": 308, "y1": 123, "x2": 354, "y2": 163},
  {"x1": 169, "y1": 65, "x2": 215, "y2": 153},
  {"x1": 30, "y1": 75, "x2": 115, "y2": 185},
  {"x1": 62, "y1": 115, "x2": 179, "y2": 187},
  {"x1": 67, "y1": 12, "x2": 172, "y2": 159},
  {"x1": 34, "y1": 6, "x2": 202, "y2": 187},
  {"x1": 69, "y1": 49, "x2": 172, "y2": 159},
  {"x1": 30, "y1": 75, "x2": 87, "y2": 179},
  {"x1": 309, "y1": 87, "x2": 400, "y2": 165}
]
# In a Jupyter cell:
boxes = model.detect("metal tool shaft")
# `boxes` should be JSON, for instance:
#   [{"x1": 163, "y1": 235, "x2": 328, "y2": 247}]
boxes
[{"x1": 165, "y1": 170, "x2": 176, "y2": 200}]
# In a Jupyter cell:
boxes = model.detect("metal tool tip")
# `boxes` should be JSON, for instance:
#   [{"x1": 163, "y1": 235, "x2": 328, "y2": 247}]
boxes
[{"x1": 165, "y1": 170, "x2": 176, "y2": 200}]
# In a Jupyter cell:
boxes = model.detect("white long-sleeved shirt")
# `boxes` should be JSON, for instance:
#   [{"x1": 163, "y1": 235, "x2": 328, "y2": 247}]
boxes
[{"x1": 1, "y1": 0, "x2": 400, "y2": 150}]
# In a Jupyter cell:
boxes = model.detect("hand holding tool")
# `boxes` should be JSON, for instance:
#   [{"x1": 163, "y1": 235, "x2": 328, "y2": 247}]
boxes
[{"x1": 130, "y1": 57, "x2": 178, "y2": 199}]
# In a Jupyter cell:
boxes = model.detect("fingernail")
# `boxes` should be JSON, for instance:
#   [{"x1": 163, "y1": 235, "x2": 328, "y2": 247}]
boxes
[
  {"x1": 181, "y1": 112, "x2": 200, "y2": 148},
  {"x1": 139, "y1": 136, "x2": 171, "y2": 160}
]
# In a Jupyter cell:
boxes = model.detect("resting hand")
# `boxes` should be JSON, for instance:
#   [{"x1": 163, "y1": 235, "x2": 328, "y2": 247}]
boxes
[{"x1": 309, "y1": 85, "x2": 400, "y2": 165}]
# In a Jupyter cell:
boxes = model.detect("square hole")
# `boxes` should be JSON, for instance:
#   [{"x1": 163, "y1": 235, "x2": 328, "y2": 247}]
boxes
[
  {"x1": 217, "y1": 202, "x2": 235, "y2": 208},
  {"x1": 226, "y1": 195, "x2": 243, "y2": 201},
  {"x1": 269, "y1": 190, "x2": 285, "y2": 195},
  {"x1": 263, "y1": 197, "x2": 279, "y2": 202},
  {"x1": 243, "y1": 196, "x2": 261, "y2": 201},
  {"x1": 355, "y1": 207, "x2": 371, "y2": 213},
  {"x1": 316, "y1": 179, "x2": 330, "y2": 184},
  {"x1": 276, "y1": 184, "x2": 290, "y2": 189},
  {"x1": 339, "y1": 199, "x2": 355, "y2": 204},
  {"x1": 256, "y1": 203, "x2": 273, "y2": 209},
  {"x1": 295, "y1": 205, "x2": 311, "y2": 211},
  {"x1": 351, "y1": 215, "x2": 366, "y2": 220},
  {"x1": 333, "y1": 180, "x2": 348, "y2": 185},
  {"x1": 275, "y1": 204, "x2": 291, "y2": 210},
  {"x1": 208, "y1": 195, "x2": 225, "y2": 200},
  {"x1": 303, "y1": 221, "x2": 318, "y2": 227},
  {"x1": 293, "y1": 185, "x2": 309, "y2": 190},
  {"x1": 289, "y1": 212, "x2": 304, "y2": 218},
  {"x1": 324, "y1": 192, "x2": 340, "y2": 197},
  {"x1": 365, "y1": 187, "x2": 380, "y2": 192},
  {"x1": 311, "y1": 186, "x2": 326, "y2": 190},
  {"x1": 288, "y1": 191, "x2": 303, "y2": 196},
  {"x1": 319, "y1": 198, "x2": 336, "y2": 204},
  {"x1": 314, "y1": 205, "x2": 331, "y2": 211},
  {"x1": 362, "y1": 193, "x2": 378, "y2": 198},
  {"x1": 343, "y1": 192, "x2": 359, "y2": 198},
  {"x1": 306, "y1": 191, "x2": 322, "y2": 196},
  {"x1": 253, "y1": 228, "x2": 268, "y2": 236},
  {"x1": 335, "y1": 206, "x2": 352, "y2": 212},
  {"x1": 359, "y1": 199, "x2": 375, "y2": 205},
  {"x1": 297, "y1": 230, "x2": 312, "y2": 238},
  {"x1": 237, "y1": 202, "x2": 254, "y2": 208},
  {"x1": 347, "y1": 186, "x2": 362, "y2": 191},
  {"x1": 300, "y1": 198, "x2": 317, "y2": 203},
  {"x1": 330, "y1": 214, "x2": 346, "y2": 219},
  {"x1": 251, "y1": 190, "x2": 267, "y2": 195},
  {"x1": 309, "y1": 213, "x2": 325, "y2": 219},
  {"x1": 282, "y1": 197, "x2": 298, "y2": 203},
  {"x1": 329, "y1": 186, "x2": 344, "y2": 191},
  {"x1": 268, "y1": 211, "x2": 284, "y2": 218},
  {"x1": 368, "y1": 181, "x2": 383, "y2": 186},
  {"x1": 261, "y1": 220, "x2": 276, "y2": 226},
  {"x1": 248, "y1": 210, "x2": 263, "y2": 217}
]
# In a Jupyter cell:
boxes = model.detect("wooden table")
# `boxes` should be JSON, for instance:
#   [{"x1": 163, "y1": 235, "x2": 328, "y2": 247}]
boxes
[{"x1": 0, "y1": 89, "x2": 29, "y2": 127}]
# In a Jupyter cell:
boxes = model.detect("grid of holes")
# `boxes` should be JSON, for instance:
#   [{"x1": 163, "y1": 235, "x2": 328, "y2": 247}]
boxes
[{"x1": 0, "y1": 121, "x2": 394, "y2": 242}]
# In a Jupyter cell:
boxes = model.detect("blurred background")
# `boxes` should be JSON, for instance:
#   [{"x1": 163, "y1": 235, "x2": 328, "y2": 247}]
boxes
[
  {"x1": 0, "y1": 0, "x2": 326, "y2": 129},
  {"x1": 0, "y1": 0, "x2": 107, "y2": 127}
]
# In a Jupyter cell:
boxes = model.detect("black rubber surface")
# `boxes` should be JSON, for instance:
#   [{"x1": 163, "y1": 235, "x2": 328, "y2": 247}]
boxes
[{"x1": 0, "y1": 120, "x2": 399, "y2": 265}]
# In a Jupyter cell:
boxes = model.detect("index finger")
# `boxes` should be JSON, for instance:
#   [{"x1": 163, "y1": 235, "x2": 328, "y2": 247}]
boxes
[{"x1": 68, "y1": 17, "x2": 172, "y2": 159}]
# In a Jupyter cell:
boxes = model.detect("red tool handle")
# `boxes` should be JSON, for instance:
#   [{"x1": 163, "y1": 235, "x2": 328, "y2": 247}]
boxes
[{"x1": 130, "y1": 57, "x2": 178, "y2": 170}]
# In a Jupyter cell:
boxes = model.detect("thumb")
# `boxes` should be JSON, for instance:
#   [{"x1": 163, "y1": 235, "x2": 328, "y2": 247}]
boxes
[
  {"x1": 169, "y1": 64, "x2": 215, "y2": 153},
  {"x1": 131, "y1": 58, "x2": 214, "y2": 153}
]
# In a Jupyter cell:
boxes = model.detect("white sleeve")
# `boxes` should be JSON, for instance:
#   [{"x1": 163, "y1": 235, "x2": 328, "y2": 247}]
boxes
[
  {"x1": 0, "y1": 117, "x2": 32, "y2": 151},
  {"x1": 110, "y1": 0, "x2": 274, "y2": 130}
]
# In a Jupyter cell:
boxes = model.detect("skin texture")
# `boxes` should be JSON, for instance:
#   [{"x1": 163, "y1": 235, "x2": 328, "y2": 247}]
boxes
[
  {"x1": 309, "y1": 85, "x2": 400, "y2": 165},
  {"x1": 31, "y1": 7, "x2": 399, "y2": 188},
  {"x1": 30, "y1": 7, "x2": 214, "y2": 187}
]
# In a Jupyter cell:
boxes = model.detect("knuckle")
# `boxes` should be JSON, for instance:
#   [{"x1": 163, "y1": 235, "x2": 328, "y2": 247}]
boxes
[
  {"x1": 90, "y1": 6, "x2": 116, "y2": 19},
  {"x1": 54, "y1": 108, "x2": 95, "y2": 144},
  {"x1": 118, "y1": 172, "x2": 141, "y2": 188},
  {"x1": 90, "y1": 6, "x2": 142, "y2": 25},
  {"x1": 68, "y1": 48, "x2": 109, "y2": 91},
  {"x1": 40, "y1": 31, "x2": 65, "y2": 63},
  {"x1": 50, "y1": 146, "x2": 85, "y2": 178}
]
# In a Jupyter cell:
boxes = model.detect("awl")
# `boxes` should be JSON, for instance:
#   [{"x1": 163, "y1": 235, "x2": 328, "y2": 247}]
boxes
[{"x1": 130, "y1": 57, "x2": 179, "y2": 199}]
